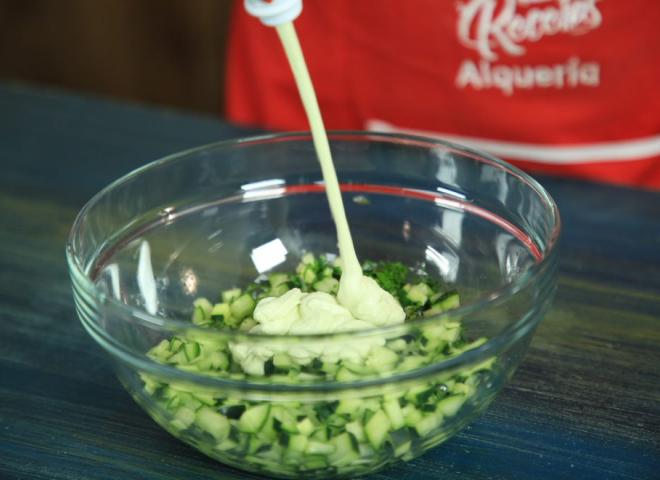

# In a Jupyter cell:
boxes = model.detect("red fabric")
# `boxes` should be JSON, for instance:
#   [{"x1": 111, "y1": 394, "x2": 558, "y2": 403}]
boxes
[{"x1": 226, "y1": 0, "x2": 660, "y2": 189}]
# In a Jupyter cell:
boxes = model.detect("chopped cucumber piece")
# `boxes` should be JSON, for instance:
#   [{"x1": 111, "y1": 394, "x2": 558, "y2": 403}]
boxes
[
  {"x1": 269, "y1": 283, "x2": 289, "y2": 297},
  {"x1": 147, "y1": 339, "x2": 171, "y2": 361},
  {"x1": 335, "y1": 398, "x2": 362, "y2": 417},
  {"x1": 171, "y1": 406, "x2": 195, "y2": 431},
  {"x1": 192, "y1": 298, "x2": 213, "y2": 325},
  {"x1": 436, "y1": 395, "x2": 466, "y2": 417},
  {"x1": 435, "y1": 290, "x2": 460, "y2": 310},
  {"x1": 312, "y1": 277, "x2": 339, "y2": 294},
  {"x1": 345, "y1": 420, "x2": 366, "y2": 443},
  {"x1": 210, "y1": 302, "x2": 231, "y2": 323},
  {"x1": 365, "y1": 409, "x2": 391, "y2": 449},
  {"x1": 329, "y1": 432, "x2": 359, "y2": 467},
  {"x1": 221, "y1": 288, "x2": 242, "y2": 303},
  {"x1": 196, "y1": 351, "x2": 228, "y2": 371},
  {"x1": 383, "y1": 399, "x2": 405, "y2": 430},
  {"x1": 405, "y1": 283, "x2": 432, "y2": 305},
  {"x1": 305, "y1": 440, "x2": 335, "y2": 455},
  {"x1": 238, "y1": 404, "x2": 271, "y2": 433},
  {"x1": 288, "y1": 434, "x2": 308, "y2": 453},
  {"x1": 301, "y1": 253, "x2": 315, "y2": 265},
  {"x1": 389, "y1": 428, "x2": 413, "y2": 457},
  {"x1": 366, "y1": 346, "x2": 399, "y2": 371},
  {"x1": 184, "y1": 342, "x2": 201, "y2": 362},
  {"x1": 297, "y1": 417, "x2": 315, "y2": 436},
  {"x1": 335, "y1": 367, "x2": 359, "y2": 382},
  {"x1": 230, "y1": 293, "x2": 256, "y2": 320},
  {"x1": 402, "y1": 405, "x2": 423, "y2": 427},
  {"x1": 268, "y1": 272, "x2": 289, "y2": 288},
  {"x1": 415, "y1": 412, "x2": 442, "y2": 436},
  {"x1": 271, "y1": 406, "x2": 299, "y2": 433},
  {"x1": 195, "y1": 407, "x2": 229, "y2": 440}
]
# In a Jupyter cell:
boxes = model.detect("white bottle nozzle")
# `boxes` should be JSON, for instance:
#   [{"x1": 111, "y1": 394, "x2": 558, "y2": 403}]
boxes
[{"x1": 244, "y1": 0, "x2": 303, "y2": 26}]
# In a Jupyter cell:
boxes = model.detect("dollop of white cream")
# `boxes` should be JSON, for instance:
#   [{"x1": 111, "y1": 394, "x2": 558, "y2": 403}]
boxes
[
  {"x1": 229, "y1": 282, "x2": 402, "y2": 376},
  {"x1": 337, "y1": 272, "x2": 405, "y2": 327}
]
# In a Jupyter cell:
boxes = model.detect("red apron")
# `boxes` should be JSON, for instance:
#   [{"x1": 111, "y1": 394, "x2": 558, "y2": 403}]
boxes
[{"x1": 226, "y1": 0, "x2": 660, "y2": 188}]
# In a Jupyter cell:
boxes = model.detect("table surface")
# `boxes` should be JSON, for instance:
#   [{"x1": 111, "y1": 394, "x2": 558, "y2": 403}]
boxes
[{"x1": 1, "y1": 83, "x2": 659, "y2": 480}]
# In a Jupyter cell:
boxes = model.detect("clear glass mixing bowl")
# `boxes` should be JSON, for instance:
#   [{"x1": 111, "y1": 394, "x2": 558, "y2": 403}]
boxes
[{"x1": 67, "y1": 132, "x2": 559, "y2": 478}]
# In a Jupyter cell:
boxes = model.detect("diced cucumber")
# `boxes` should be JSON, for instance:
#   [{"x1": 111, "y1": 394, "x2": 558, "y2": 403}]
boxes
[
  {"x1": 184, "y1": 342, "x2": 201, "y2": 362},
  {"x1": 210, "y1": 302, "x2": 231, "y2": 323},
  {"x1": 305, "y1": 440, "x2": 335, "y2": 455},
  {"x1": 167, "y1": 349, "x2": 188, "y2": 365},
  {"x1": 288, "y1": 434, "x2": 308, "y2": 453},
  {"x1": 343, "y1": 360, "x2": 375, "y2": 375},
  {"x1": 321, "y1": 361, "x2": 339, "y2": 375},
  {"x1": 144, "y1": 256, "x2": 490, "y2": 475},
  {"x1": 335, "y1": 398, "x2": 362, "y2": 417},
  {"x1": 405, "y1": 283, "x2": 432, "y2": 305},
  {"x1": 388, "y1": 428, "x2": 412, "y2": 457},
  {"x1": 436, "y1": 395, "x2": 465, "y2": 417},
  {"x1": 301, "y1": 252, "x2": 315, "y2": 265},
  {"x1": 383, "y1": 399, "x2": 405, "y2": 430},
  {"x1": 313, "y1": 277, "x2": 339, "y2": 294},
  {"x1": 230, "y1": 293, "x2": 256, "y2": 320},
  {"x1": 268, "y1": 272, "x2": 289, "y2": 288},
  {"x1": 216, "y1": 437, "x2": 238, "y2": 451},
  {"x1": 345, "y1": 420, "x2": 366, "y2": 443},
  {"x1": 147, "y1": 339, "x2": 171, "y2": 361},
  {"x1": 300, "y1": 455, "x2": 328, "y2": 470},
  {"x1": 238, "y1": 404, "x2": 271, "y2": 433},
  {"x1": 192, "y1": 297, "x2": 213, "y2": 321},
  {"x1": 195, "y1": 406, "x2": 230, "y2": 440},
  {"x1": 402, "y1": 404, "x2": 423, "y2": 427},
  {"x1": 310, "y1": 427, "x2": 328, "y2": 442},
  {"x1": 365, "y1": 409, "x2": 391, "y2": 449},
  {"x1": 302, "y1": 267, "x2": 316, "y2": 285},
  {"x1": 329, "y1": 432, "x2": 360, "y2": 467},
  {"x1": 196, "y1": 351, "x2": 229, "y2": 371},
  {"x1": 415, "y1": 412, "x2": 442, "y2": 436},
  {"x1": 269, "y1": 283, "x2": 290, "y2": 297},
  {"x1": 366, "y1": 346, "x2": 399, "y2": 371},
  {"x1": 221, "y1": 288, "x2": 242, "y2": 303},
  {"x1": 398, "y1": 355, "x2": 427, "y2": 371},
  {"x1": 335, "y1": 367, "x2": 359, "y2": 382},
  {"x1": 435, "y1": 291, "x2": 460, "y2": 311},
  {"x1": 273, "y1": 353, "x2": 294, "y2": 369},
  {"x1": 296, "y1": 417, "x2": 315, "y2": 436},
  {"x1": 139, "y1": 373, "x2": 160, "y2": 395},
  {"x1": 461, "y1": 356, "x2": 495, "y2": 376},
  {"x1": 191, "y1": 391, "x2": 216, "y2": 406},
  {"x1": 271, "y1": 406, "x2": 299, "y2": 434},
  {"x1": 192, "y1": 303, "x2": 212, "y2": 325},
  {"x1": 386, "y1": 338, "x2": 408, "y2": 352},
  {"x1": 171, "y1": 406, "x2": 195, "y2": 431},
  {"x1": 405, "y1": 385, "x2": 433, "y2": 403}
]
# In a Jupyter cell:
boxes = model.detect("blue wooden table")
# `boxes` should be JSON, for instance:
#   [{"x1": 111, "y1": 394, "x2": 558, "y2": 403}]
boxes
[{"x1": 1, "y1": 83, "x2": 658, "y2": 479}]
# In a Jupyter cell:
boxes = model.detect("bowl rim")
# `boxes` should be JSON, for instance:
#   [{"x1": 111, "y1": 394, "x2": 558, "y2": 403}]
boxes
[{"x1": 66, "y1": 130, "x2": 560, "y2": 386}]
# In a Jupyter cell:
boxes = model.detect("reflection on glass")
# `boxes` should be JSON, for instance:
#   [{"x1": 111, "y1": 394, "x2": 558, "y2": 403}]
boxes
[
  {"x1": 251, "y1": 238, "x2": 288, "y2": 273},
  {"x1": 241, "y1": 179, "x2": 285, "y2": 191},
  {"x1": 137, "y1": 240, "x2": 158, "y2": 314},
  {"x1": 442, "y1": 210, "x2": 465, "y2": 247},
  {"x1": 180, "y1": 268, "x2": 198, "y2": 296},
  {"x1": 480, "y1": 166, "x2": 509, "y2": 205},
  {"x1": 433, "y1": 148, "x2": 459, "y2": 187},
  {"x1": 104, "y1": 263, "x2": 121, "y2": 300},
  {"x1": 425, "y1": 245, "x2": 459, "y2": 282}
]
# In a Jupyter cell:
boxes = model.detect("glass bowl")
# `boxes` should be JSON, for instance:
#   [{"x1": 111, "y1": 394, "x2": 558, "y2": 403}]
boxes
[{"x1": 66, "y1": 132, "x2": 559, "y2": 479}]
